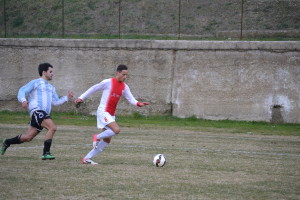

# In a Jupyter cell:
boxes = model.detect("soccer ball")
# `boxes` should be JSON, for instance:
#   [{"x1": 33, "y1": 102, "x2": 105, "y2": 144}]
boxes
[{"x1": 153, "y1": 154, "x2": 166, "y2": 167}]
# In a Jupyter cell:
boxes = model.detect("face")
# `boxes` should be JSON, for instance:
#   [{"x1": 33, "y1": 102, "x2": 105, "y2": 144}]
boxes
[
  {"x1": 116, "y1": 70, "x2": 128, "y2": 82},
  {"x1": 43, "y1": 67, "x2": 54, "y2": 81}
]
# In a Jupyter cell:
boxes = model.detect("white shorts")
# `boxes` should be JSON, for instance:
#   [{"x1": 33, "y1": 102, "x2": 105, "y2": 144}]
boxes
[{"x1": 97, "y1": 111, "x2": 115, "y2": 129}]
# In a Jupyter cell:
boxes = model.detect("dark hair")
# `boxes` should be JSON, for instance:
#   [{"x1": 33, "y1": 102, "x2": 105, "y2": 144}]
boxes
[
  {"x1": 116, "y1": 64, "x2": 128, "y2": 72},
  {"x1": 38, "y1": 63, "x2": 53, "y2": 76}
]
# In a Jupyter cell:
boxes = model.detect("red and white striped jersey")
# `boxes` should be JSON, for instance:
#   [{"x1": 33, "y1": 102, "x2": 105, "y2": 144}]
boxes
[{"x1": 78, "y1": 78, "x2": 140, "y2": 116}]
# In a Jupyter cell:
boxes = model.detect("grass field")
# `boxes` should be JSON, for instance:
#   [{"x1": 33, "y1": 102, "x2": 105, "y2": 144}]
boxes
[{"x1": 0, "y1": 112, "x2": 300, "y2": 199}]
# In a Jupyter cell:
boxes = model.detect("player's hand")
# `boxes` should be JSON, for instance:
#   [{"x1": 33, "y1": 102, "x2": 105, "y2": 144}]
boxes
[
  {"x1": 22, "y1": 101, "x2": 28, "y2": 109},
  {"x1": 139, "y1": 102, "x2": 150, "y2": 107},
  {"x1": 74, "y1": 98, "x2": 83, "y2": 104},
  {"x1": 74, "y1": 98, "x2": 83, "y2": 108},
  {"x1": 67, "y1": 91, "x2": 74, "y2": 99}
]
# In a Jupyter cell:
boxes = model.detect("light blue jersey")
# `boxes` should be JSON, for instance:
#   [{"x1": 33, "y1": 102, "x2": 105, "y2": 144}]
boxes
[{"x1": 18, "y1": 78, "x2": 68, "y2": 116}]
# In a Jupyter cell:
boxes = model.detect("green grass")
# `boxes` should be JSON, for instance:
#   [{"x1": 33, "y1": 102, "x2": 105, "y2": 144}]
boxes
[
  {"x1": 0, "y1": 120, "x2": 299, "y2": 199},
  {"x1": 0, "y1": 110, "x2": 299, "y2": 136}
]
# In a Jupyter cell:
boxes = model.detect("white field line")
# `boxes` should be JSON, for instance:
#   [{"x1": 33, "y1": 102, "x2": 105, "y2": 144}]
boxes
[
  {"x1": 1, "y1": 124, "x2": 299, "y2": 142},
  {"x1": 6, "y1": 143, "x2": 300, "y2": 158},
  {"x1": 118, "y1": 145, "x2": 300, "y2": 157},
  {"x1": 1, "y1": 125, "x2": 299, "y2": 157}
]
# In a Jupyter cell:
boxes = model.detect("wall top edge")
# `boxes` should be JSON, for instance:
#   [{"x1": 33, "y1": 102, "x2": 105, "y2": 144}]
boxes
[{"x1": 0, "y1": 38, "x2": 299, "y2": 50}]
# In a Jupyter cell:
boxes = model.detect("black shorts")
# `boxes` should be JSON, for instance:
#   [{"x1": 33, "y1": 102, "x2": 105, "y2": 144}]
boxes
[{"x1": 30, "y1": 110, "x2": 51, "y2": 131}]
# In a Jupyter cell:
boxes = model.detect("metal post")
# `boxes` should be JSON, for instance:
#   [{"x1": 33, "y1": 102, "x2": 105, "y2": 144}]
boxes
[
  {"x1": 4, "y1": 0, "x2": 7, "y2": 37},
  {"x1": 62, "y1": 0, "x2": 65, "y2": 38},
  {"x1": 178, "y1": 0, "x2": 181, "y2": 40},
  {"x1": 240, "y1": 0, "x2": 244, "y2": 40},
  {"x1": 119, "y1": 0, "x2": 121, "y2": 39}
]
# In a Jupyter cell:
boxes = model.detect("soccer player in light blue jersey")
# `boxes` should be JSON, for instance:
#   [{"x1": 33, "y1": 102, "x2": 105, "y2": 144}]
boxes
[{"x1": 1, "y1": 63, "x2": 74, "y2": 160}]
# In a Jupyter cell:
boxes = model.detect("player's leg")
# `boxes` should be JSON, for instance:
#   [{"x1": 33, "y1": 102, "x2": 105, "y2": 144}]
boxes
[
  {"x1": 106, "y1": 121, "x2": 120, "y2": 135},
  {"x1": 103, "y1": 137, "x2": 111, "y2": 144},
  {"x1": 82, "y1": 112, "x2": 117, "y2": 164},
  {"x1": 1, "y1": 126, "x2": 39, "y2": 155},
  {"x1": 92, "y1": 112, "x2": 118, "y2": 149},
  {"x1": 83, "y1": 128, "x2": 110, "y2": 163},
  {"x1": 95, "y1": 111, "x2": 119, "y2": 140},
  {"x1": 82, "y1": 138, "x2": 110, "y2": 165},
  {"x1": 20, "y1": 126, "x2": 40, "y2": 142},
  {"x1": 82, "y1": 125, "x2": 115, "y2": 164},
  {"x1": 82, "y1": 123, "x2": 117, "y2": 164},
  {"x1": 40, "y1": 118, "x2": 57, "y2": 160},
  {"x1": 94, "y1": 121, "x2": 120, "y2": 142}
]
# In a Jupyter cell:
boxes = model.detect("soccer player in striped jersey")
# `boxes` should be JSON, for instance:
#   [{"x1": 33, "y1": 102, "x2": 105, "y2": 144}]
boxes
[
  {"x1": 1, "y1": 63, "x2": 74, "y2": 160},
  {"x1": 75, "y1": 64, "x2": 150, "y2": 165}
]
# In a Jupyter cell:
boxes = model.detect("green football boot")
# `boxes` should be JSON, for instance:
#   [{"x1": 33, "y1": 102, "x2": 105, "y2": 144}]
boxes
[
  {"x1": 1, "y1": 139, "x2": 9, "y2": 155},
  {"x1": 41, "y1": 153, "x2": 55, "y2": 160}
]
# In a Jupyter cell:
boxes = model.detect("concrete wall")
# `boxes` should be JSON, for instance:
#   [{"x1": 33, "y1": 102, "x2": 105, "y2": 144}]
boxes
[{"x1": 0, "y1": 39, "x2": 299, "y2": 123}]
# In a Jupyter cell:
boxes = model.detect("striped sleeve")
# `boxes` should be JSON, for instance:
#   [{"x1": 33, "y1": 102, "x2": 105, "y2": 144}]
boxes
[
  {"x1": 52, "y1": 87, "x2": 68, "y2": 106},
  {"x1": 17, "y1": 80, "x2": 35, "y2": 103}
]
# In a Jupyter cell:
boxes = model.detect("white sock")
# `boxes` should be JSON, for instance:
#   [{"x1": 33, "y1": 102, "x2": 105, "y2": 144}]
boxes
[
  {"x1": 96, "y1": 129, "x2": 115, "y2": 140},
  {"x1": 97, "y1": 140, "x2": 109, "y2": 152},
  {"x1": 85, "y1": 140, "x2": 109, "y2": 159}
]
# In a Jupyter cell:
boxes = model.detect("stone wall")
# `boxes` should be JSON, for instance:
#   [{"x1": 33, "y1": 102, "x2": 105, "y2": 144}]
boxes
[{"x1": 0, "y1": 39, "x2": 299, "y2": 123}]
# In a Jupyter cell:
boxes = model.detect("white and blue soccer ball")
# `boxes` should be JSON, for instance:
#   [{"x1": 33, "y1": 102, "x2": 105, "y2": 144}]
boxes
[{"x1": 153, "y1": 154, "x2": 166, "y2": 167}]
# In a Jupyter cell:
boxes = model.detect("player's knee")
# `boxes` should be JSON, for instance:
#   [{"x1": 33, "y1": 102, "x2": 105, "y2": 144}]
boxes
[
  {"x1": 49, "y1": 125, "x2": 57, "y2": 133},
  {"x1": 114, "y1": 128, "x2": 120, "y2": 135}
]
